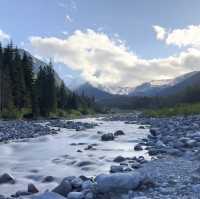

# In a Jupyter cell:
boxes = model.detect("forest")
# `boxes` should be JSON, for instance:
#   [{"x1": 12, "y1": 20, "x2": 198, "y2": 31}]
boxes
[{"x1": 0, "y1": 42, "x2": 98, "y2": 119}]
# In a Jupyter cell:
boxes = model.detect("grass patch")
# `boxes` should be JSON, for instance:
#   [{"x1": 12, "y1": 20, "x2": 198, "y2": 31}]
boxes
[{"x1": 144, "y1": 103, "x2": 200, "y2": 117}]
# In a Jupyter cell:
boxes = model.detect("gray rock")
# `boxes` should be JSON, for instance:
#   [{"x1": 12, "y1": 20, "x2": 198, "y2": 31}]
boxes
[
  {"x1": 76, "y1": 161, "x2": 94, "y2": 167},
  {"x1": 85, "y1": 192, "x2": 94, "y2": 199},
  {"x1": 114, "y1": 130, "x2": 125, "y2": 136},
  {"x1": 52, "y1": 179, "x2": 72, "y2": 197},
  {"x1": 110, "y1": 165, "x2": 124, "y2": 173},
  {"x1": 0, "y1": 173, "x2": 15, "y2": 184},
  {"x1": 28, "y1": 183, "x2": 39, "y2": 193},
  {"x1": 149, "y1": 128, "x2": 159, "y2": 136},
  {"x1": 33, "y1": 192, "x2": 66, "y2": 199},
  {"x1": 101, "y1": 133, "x2": 114, "y2": 141},
  {"x1": 113, "y1": 156, "x2": 126, "y2": 163},
  {"x1": 134, "y1": 144, "x2": 143, "y2": 151},
  {"x1": 192, "y1": 184, "x2": 200, "y2": 193},
  {"x1": 82, "y1": 180, "x2": 95, "y2": 190},
  {"x1": 67, "y1": 192, "x2": 84, "y2": 199},
  {"x1": 42, "y1": 176, "x2": 55, "y2": 183},
  {"x1": 71, "y1": 177, "x2": 83, "y2": 188},
  {"x1": 95, "y1": 172, "x2": 147, "y2": 193}
]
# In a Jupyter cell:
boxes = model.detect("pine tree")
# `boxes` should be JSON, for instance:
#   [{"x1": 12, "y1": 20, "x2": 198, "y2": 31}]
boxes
[
  {"x1": 12, "y1": 48, "x2": 26, "y2": 109},
  {"x1": 57, "y1": 81, "x2": 69, "y2": 109},
  {"x1": 22, "y1": 52, "x2": 34, "y2": 107}
]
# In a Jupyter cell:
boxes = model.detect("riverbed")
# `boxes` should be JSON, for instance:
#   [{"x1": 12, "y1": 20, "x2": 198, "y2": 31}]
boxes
[{"x1": 0, "y1": 117, "x2": 149, "y2": 196}]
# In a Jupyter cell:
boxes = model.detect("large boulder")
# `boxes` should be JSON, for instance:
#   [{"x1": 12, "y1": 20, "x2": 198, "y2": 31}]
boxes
[
  {"x1": 101, "y1": 133, "x2": 114, "y2": 141},
  {"x1": 95, "y1": 172, "x2": 147, "y2": 193},
  {"x1": 32, "y1": 192, "x2": 66, "y2": 199},
  {"x1": 52, "y1": 179, "x2": 72, "y2": 197},
  {"x1": 0, "y1": 173, "x2": 15, "y2": 184}
]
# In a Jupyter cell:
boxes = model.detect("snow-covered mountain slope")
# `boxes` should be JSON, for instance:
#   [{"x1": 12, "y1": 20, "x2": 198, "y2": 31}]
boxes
[{"x1": 129, "y1": 71, "x2": 200, "y2": 96}]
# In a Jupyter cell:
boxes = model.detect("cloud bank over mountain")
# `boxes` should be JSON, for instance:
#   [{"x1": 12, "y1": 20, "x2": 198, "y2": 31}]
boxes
[{"x1": 29, "y1": 26, "x2": 200, "y2": 88}]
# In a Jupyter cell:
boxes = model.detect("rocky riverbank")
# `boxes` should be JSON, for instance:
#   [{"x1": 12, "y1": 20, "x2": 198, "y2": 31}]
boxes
[
  {"x1": 0, "y1": 119, "x2": 98, "y2": 142},
  {"x1": 1, "y1": 114, "x2": 200, "y2": 198}
]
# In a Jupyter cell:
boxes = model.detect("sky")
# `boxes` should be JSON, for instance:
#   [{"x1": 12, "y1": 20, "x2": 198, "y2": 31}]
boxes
[{"x1": 1, "y1": 0, "x2": 200, "y2": 90}]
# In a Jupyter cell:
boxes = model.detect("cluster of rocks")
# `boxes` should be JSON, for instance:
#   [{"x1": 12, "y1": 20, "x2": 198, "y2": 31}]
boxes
[
  {"x1": 30, "y1": 171, "x2": 153, "y2": 199},
  {"x1": 47, "y1": 120, "x2": 98, "y2": 131},
  {"x1": 136, "y1": 115, "x2": 200, "y2": 159},
  {"x1": 101, "y1": 130, "x2": 125, "y2": 141},
  {"x1": 0, "y1": 120, "x2": 57, "y2": 142},
  {"x1": 110, "y1": 155, "x2": 148, "y2": 173}
]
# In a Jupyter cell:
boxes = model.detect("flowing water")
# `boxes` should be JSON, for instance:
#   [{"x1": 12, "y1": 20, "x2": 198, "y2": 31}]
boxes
[{"x1": 0, "y1": 117, "x2": 149, "y2": 196}]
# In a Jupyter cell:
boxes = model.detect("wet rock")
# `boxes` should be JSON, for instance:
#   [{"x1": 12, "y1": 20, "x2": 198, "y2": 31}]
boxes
[
  {"x1": 67, "y1": 192, "x2": 84, "y2": 199},
  {"x1": 101, "y1": 133, "x2": 114, "y2": 141},
  {"x1": 131, "y1": 162, "x2": 141, "y2": 169},
  {"x1": 52, "y1": 179, "x2": 72, "y2": 197},
  {"x1": 76, "y1": 126, "x2": 86, "y2": 131},
  {"x1": 139, "y1": 126, "x2": 145, "y2": 129},
  {"x1": 12, "y1": 191, "x2": 30, "y2": 197},
  {"x1": 95, "y1": 172, "x2": 148, "y2": 193},
  {"x1": 84, "y1": 192, "x2": 94, "y2": 199},
  {"x1": 71, "y1": 177, "x2": 83, "y2": 188},
  {"x1": 134, "y1": 144, "x2": 143, "y2": 151},
  {"x1": 28, "y1": 183, "x2": 39, "y2": 193},
  {"x1": 84, "y1": 145, "x2": 96, "y2": 151},
  {"x1": 114, "y1": 130, "x2": 125, "y2": 136},
  {"x1": 192, "y1": 184, "x2": 200, "y2": 193},
  {"x1": 33, "y1": 192, "x2": 66, "y2": 199},
  {"x1": 149, "y1": 128, "x2": 159, "y2": 136},
  {"x1": 76, "y1": 161, "x2": 94, "y2": 167},
  {"x1": 110, "y1": 165, "x2": 124, "y2": 173},
  {"x1": 42, "y1": 176, "x2": 55, "y2": 183},
  {"x1": 113, "y1": 156, "x2": 126, "y2": 163},
  {"x1": 0, "y1": 173, "x2": 15, "y2": 184},
  {"x1": 82, "y1": 180, "x2": 95, "y2": 190}
]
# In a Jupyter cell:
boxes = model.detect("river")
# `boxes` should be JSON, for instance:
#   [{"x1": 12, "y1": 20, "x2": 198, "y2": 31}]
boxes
[{"x1": 0, "y1": 117, "x2": 149, "y2": 196}]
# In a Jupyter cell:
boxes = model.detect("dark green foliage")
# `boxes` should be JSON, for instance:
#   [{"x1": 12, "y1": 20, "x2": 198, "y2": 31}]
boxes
[
  {"x1": 0, "y1": 41, "x2": 100, "y2": 119},
  {"x1": 34, "y1": 64, "x2": 57, "y2": 117}
]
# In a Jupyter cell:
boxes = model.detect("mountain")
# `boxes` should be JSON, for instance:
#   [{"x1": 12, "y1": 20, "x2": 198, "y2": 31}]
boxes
[
  {"x1": 101, "y1": 86, "x2": 132, "y2": 95},
  {"x1": 129, "y1": 71, "x2": 200, "y2": 97},
  {"x1": 75, "y1": 83, "x2": 112, "y2": 101},
  {"x1": 159, "y1": 71, "x2": 200, "y2": 96}
]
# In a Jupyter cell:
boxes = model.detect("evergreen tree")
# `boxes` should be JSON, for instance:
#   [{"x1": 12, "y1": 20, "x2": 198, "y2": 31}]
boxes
[
  {"x1": 22, "y1": 52, "x2": 34, "y2": 107},
  {"x1": 57, "y1": 81, "x2": 69, "y2": 110}
]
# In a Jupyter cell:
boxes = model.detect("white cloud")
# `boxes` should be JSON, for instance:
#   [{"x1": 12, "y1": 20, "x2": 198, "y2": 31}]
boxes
[
  {"x1": 29, "y1": 29, "x2": 200, "y2": 88},
  {"x1": 0, "y1": 29, "x2": 10, "y2": 43},
  {"x1": 155, "y1": 24, "x2": 200, "y2": 48},
  {"x1": 153, "y1": 25, "x2": 166, "y2": 40},
  {"x1": 166, "y1": 25, "x2": 200, "y2": 47}
]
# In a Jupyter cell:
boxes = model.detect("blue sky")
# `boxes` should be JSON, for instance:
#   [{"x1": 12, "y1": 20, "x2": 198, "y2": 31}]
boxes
[{"x1": 1, "y1": 0, "x2": 200, "y2": 89}]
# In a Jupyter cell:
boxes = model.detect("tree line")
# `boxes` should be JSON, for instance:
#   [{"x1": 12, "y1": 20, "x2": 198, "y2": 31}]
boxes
[
  {"x1": 0, "y1": 42, "x2": 97, "y2": 118},
  {"x1": 100, "y1": 85, "x2": 200, "y2": 110}
]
